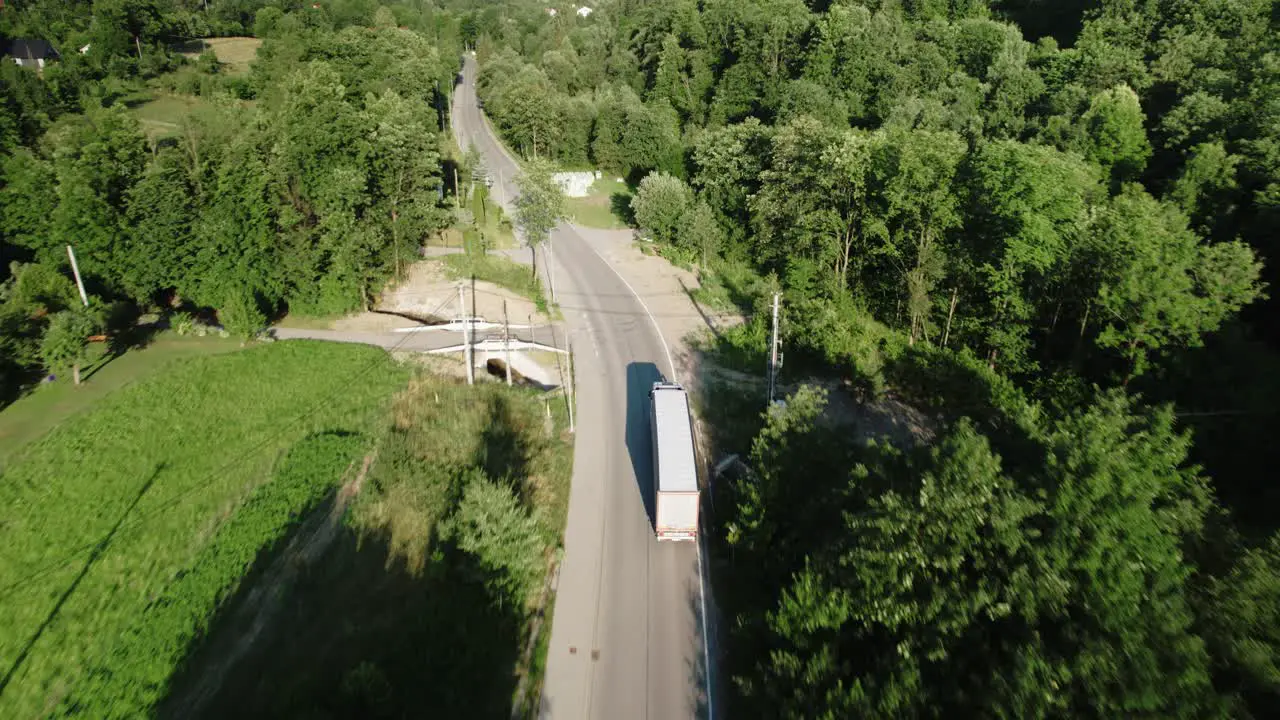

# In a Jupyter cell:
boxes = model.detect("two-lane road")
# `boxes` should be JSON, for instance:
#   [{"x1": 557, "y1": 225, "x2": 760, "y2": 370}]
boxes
[{"x1": 452, "y1": 55, "x2": 711, "y2": 720}]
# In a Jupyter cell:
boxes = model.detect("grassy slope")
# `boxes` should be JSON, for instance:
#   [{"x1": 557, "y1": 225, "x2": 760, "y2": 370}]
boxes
[
  {"x1": 442, "y1": 250, "x2": 550, "y2": 314},
  {"x1": 0, "y1": 341, "x2": 409, "y2": 718},
  {"x1": 169, "y1": 376, "x2": 574, "y2": 718},
  {"x1": 132, "y1": 93, "x2": 207, "y2": 140},
  {"x1": 0, "y1": 334, "x2": 242, "y2": 463}
]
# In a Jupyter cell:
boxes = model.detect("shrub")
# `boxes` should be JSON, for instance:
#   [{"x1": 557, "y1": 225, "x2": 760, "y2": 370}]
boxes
[
  {"x1": 170, "y1": 311, "x2": 196, "y2": 336},
  {"x1": 441, "y1": 476, "x2": 546, "y2": 608}
]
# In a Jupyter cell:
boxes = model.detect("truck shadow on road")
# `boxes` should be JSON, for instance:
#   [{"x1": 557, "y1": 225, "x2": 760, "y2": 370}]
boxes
[{"x1": 625, "y1": 361, "x2": 664, "y2": 532}]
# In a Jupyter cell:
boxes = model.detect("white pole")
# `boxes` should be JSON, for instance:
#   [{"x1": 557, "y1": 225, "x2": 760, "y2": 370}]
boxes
[
  {"x1": 504, "y1": 299, "x2": 512, "y2": 386},
  {"x1": 461, "y1": 284, "x2": 473, "y2": 386},
  {"x1": 66, "y1": 245, "x2": 89, "y2": 307}
]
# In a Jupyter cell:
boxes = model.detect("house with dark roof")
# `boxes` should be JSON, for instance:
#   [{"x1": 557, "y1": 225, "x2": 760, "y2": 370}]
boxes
[{"x1": 4, "y1": 38, "x2": 60, "y2": 70}]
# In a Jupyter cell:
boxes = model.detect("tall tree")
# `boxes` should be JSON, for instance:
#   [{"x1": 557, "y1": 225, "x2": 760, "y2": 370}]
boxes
[
  {"x1": 365, "y1": 89, "x2": 448, "y2": 281},
  {"x1": 1076, "y1": 84, "x2": 1153, "y2": 185},
  {"x1": 679, "y1": 200, "x2": 723, "y2": 267},
  {"x1": 733, "y1": 387, "x2": 1225, "y2": 717},
  {"x1": 49, "y1": 106, "x2": 147, "y2": 291},
  {"x1": 122, "y1": 148, "x2": 197, "y2": 303},
  {"x1": 40, "y1": 306, "x2": 97, "y2": 386},
  {"x1": 870, "y1": 128, "x2": 967, "y2": 344},
  {"x1": 0, "y1": 149, "x2": 59, "y2": 261},
  {"x1": 961, "y1": 140, "x2": 1099, "y2": 371},
  {"x1": 514, "y1": 159, "x2": 566, "y2": 282},
  {"x1": 1086, "y1": 186, "x2": 1263, "y2": 381}
]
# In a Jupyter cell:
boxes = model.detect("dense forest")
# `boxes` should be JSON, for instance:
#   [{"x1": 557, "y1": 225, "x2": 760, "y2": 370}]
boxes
[
  {"x1": 468, "y1": 0, "x2": 1280, "y2": 716},
  {"x1": 0, "y1": 0, "x2": 460, "y2": 400}
]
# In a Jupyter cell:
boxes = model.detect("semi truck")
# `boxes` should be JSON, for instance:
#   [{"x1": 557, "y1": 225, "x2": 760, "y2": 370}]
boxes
[{"x1": 650, "y1": 381, "x2": 700, "y2": 541}]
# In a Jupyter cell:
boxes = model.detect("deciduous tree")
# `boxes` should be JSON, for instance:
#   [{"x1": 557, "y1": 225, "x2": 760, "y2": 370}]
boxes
[
  {"x1": 41, "y1": 307, "x2": 97, "y2": 385},
  {"x1": 631, "y1": 171, "x2": 693, "y2": 244},
  {"x1": 514, "y1": 159, "x2": 566, "y2": 281}
]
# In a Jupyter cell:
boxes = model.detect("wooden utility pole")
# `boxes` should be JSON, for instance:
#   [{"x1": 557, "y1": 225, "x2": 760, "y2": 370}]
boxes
[
  {"x1": 66, "y1": 245, "x2": 88, "y2": 307},
  {"x1": 546, "y1": 238, "x2": 557, "y2": 303},
  {"x1": 767, "y1": 292, "x2": 780, "y2": 405},
  {"x1": 460, "y1": 284, "x2": 473, "y2": 385},
  {"x1": 503, "y1": 299, "x2": 513, "y2": 386}
]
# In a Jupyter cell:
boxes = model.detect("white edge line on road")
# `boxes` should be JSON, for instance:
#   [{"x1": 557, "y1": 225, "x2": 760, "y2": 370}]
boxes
[
  {"x1": 576, "y1": 230, "x2": 714, "y2": 720},
  {"x1": 575, "y1": 236, "x2": 676, "y2": 382}
]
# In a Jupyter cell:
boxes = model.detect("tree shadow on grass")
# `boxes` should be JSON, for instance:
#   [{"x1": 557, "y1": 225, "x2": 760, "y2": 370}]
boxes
[
  {"x1": 610, "y1": 192, "x2": 636, "y2": 226},
  {"x1": 159, "y1": 517, "x2": 525, "y2": 720},
  {"x1": 80, "y1": 308, "x2": 164, "y2": 383},
  {"x1": 0, "y1": 465, "x2": 161, "y2": 696}
]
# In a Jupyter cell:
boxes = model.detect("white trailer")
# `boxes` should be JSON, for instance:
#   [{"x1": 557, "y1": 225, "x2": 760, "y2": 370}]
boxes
[{"x1": 650, "y1": 381, "x2": 699, "y2": 541}]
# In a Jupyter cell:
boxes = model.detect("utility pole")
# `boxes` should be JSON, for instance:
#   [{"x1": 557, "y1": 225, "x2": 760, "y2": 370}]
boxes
[
  {"x1": 565, "y1": 336, "x2": 576, "y2": 434},
  {"x1": 768, "y1": 292, "x2": 780, "y2": 405},
  {"x1": 460, "y1": 284, "x2": 473, "y2": 386},
  {"x1": 66, "y1": 245, "x2": 88, "y2": 307},
  {"x1": 546, "y1": 238, "x2": 557, "y2": 303},
  {"x1": 503, "y1": 299, "x2": 512, "y2": 386}
]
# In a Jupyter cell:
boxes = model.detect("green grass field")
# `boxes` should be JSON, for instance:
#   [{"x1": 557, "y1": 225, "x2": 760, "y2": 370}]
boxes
[
  {"x1": 0, "y1": 341, "x2": 409, "y2": 718},
  {"x1": 565, "y1": 176, "x2": 632, "y2": 229},
  {"x1": 179, "y1": 36, "x2": 262, "y2": 75},
  {"x1": 0, "y1": 334, "x2": 242, "y2": 463},
  {"x1": 132, "y1": 93, "x2": 207, "y2": 139}
]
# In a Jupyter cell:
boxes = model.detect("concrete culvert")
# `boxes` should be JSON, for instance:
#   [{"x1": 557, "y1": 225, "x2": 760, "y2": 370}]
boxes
[{"x1": 485, "y1": 358, "x2": 529, "y2": 386}]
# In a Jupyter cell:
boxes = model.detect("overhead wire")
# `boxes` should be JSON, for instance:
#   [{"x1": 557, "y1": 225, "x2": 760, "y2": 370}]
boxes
[{"x1": 0, "y1": 321, "x2": 431, "y2": 604}]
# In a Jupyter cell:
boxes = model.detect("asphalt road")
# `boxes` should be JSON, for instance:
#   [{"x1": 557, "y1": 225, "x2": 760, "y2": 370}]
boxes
[{"x1": 452, "y1": 55, "x2": 711, "y2": 720}]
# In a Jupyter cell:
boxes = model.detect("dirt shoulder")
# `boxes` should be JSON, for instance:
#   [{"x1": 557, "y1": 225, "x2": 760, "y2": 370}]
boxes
[{"x1": 281, "y1": 259, "x2": 548, "y2": 334}]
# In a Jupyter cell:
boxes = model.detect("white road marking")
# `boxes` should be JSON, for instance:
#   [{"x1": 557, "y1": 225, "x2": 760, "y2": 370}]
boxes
[
  {"x1": 463, "y1": 53, "x2": 711, "y2": 718},
  {"x1": 697, "y1": 535, "x2": 714, "y2": 720},
  {"x1": 576, "y1": 236, "x2": 677, "y2": 382},
  {"x1": 574, "y1": 227, "x2": 712, "y2": 720}
]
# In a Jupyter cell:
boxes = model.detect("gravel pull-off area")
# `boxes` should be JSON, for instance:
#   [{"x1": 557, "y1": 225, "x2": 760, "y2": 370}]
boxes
[{"x1": 380, "y1": 259, "x2": 544, "y2": 326}]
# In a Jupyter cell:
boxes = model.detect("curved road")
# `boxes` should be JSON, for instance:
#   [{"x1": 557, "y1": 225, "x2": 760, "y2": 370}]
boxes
[{"x1": 452, "y1": 56, "x2": 712, "y2": 720}]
